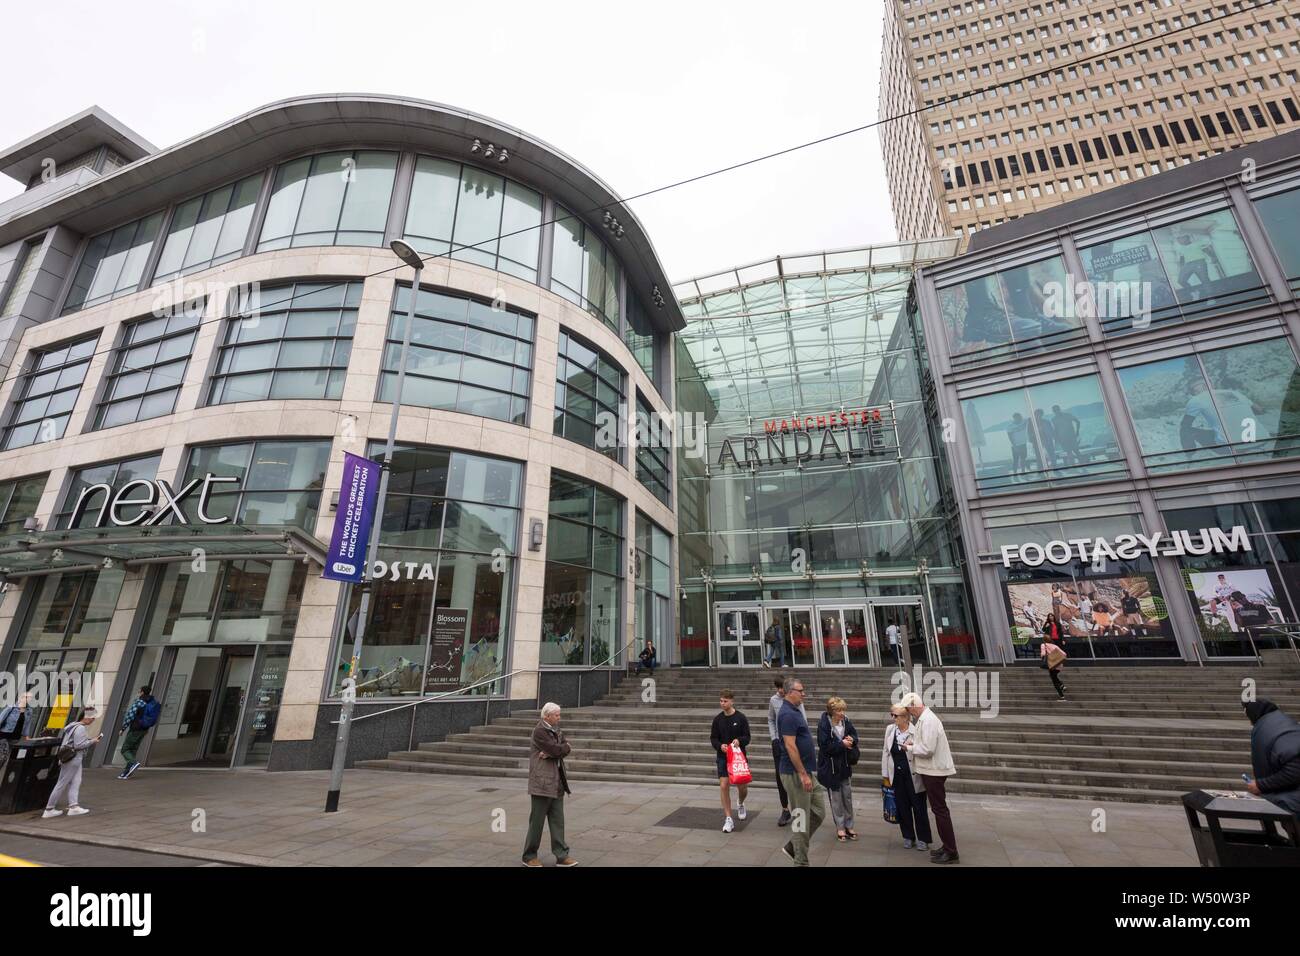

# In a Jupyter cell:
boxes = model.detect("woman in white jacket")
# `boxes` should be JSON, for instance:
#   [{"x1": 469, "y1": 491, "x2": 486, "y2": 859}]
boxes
[{"x1": 882, "y1": 704, "x2": 932, "y2": 850}]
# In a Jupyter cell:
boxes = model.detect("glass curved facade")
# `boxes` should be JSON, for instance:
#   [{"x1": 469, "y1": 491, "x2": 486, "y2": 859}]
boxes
[{"x1": 674, "y1": 242, "x2": 980, "y2": 668}]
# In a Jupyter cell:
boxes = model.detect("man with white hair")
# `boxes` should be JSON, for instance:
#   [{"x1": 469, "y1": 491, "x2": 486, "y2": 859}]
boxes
[
  {"x1": 902, "y1": 691, "x2": 959, "y2": 864},
  {"x1": 522, "y1": 702, "x2": 578, "y2": 867}
]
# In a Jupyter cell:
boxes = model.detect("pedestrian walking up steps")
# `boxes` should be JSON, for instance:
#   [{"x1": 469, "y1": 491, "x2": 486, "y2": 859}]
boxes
[{"x1": 357, "y1": 664, "x2": 1300, "y2": 805}]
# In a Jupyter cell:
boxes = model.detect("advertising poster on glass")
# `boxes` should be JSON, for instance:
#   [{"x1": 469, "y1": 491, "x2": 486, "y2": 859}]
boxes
[
  {"x1": 1187, "y1": 567, "x2": 1285, "y2": 637},
  {"x1": 423, "y1": 608, "x2": 469, "y2": 693},
  {"x1": 1006, "y1": 575, "x2": 1171, "y2": 646}
]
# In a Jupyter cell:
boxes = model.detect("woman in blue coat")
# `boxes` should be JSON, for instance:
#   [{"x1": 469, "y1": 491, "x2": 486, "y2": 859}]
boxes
[{"x1": 817, "y1": 697, "x2": 861, "y2": 842}]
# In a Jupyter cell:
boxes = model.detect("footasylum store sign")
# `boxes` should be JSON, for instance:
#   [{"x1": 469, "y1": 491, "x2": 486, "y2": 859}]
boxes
[{"x1": 999, "y1": 526, "x2": 1251, "y2": 568}]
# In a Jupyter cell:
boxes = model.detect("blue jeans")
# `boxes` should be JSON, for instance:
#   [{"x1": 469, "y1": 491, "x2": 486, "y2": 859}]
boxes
[{"x1": 764, "y1": 642, "x2": 785, "y2": 666}]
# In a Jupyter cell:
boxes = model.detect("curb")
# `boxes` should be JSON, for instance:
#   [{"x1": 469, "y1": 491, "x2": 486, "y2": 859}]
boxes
[{"x1": 0, "y1": 821, "x2": 272, "y2": 867}]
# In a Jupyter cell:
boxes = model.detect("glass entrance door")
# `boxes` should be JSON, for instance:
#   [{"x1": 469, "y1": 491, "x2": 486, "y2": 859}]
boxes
[
  {"x1": 819, "y1": 609, "x2": 848, "y2": 665},
  {"x1": 788, "y1": 608, "x2": 817, "y2": 666},
  {"x1": 715, "y1": 608, "x2": 764, "y2": 666},
  {"x1": 872, "y1": 602, "x2": 928, "y2": 671},
  {"x1": 841, "y1": 607, "x2": 874, "y2": 666}
]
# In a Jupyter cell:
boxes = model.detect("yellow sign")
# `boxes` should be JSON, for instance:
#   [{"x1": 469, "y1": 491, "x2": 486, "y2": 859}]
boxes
[{"x1": 45, "y1": 694, "x2": 73, "y2": 731}]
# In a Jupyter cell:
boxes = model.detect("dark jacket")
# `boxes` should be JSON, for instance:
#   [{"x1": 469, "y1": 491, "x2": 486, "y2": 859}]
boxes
[
  {"x1": 1041, "y1": 620, "x2": 1063, "y2": 642},
  {"x1": 0, "y1": 706, "x2": 27, "y2": 740},
  {"x1": 527, "y1": 719, "x2": 571, "y2": 799},
  {"x1": 1249, "y1": 703, "x2": 1300, "y2": 815},
  {"x1": 816, "y1": 714, "x2": 861, "y2": 790}
]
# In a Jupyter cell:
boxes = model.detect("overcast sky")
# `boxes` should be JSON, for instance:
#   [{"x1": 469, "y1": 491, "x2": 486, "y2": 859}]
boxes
[{"x1": 0, "y1": 0, "x2": 896, "y2": 283}]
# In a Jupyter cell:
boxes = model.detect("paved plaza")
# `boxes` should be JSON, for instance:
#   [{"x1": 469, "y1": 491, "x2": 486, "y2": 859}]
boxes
[{"x1": 0, "y1": 767, "x2": 1201, "y2": 867}]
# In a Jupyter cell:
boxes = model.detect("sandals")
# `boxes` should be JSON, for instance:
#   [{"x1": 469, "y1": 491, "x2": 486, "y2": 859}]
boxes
[
  {"x1": 836, "y1": 831, "x2": 847, "y2": 842},
  {"x1": 846, "y1": 830, "x2": 859, "y2": 841}
]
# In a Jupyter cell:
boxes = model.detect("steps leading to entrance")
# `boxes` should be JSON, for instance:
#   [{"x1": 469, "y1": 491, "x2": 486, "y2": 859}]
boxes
[{"x1": 357, "y1": 664, "x2": 1300, "y2": 805}]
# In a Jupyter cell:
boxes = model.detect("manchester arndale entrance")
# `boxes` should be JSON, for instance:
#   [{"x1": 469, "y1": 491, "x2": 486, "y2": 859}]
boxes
[{"x1": 713, "y1": 599, "x2": 933, "y2": 669}]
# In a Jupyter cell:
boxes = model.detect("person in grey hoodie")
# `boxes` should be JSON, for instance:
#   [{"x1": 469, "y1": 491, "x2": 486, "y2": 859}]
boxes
[
  {"x1": 43, "y1": 708, "x2": 102, "y2": 818},
  {"x1": 767, "y1": 676, "x2": 807, "y2": 827}
]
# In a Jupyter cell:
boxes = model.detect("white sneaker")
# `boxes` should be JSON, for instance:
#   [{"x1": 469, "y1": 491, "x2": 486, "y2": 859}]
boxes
[
  {"x1": 722, "y1": 816, "x2": 735, "y2": 833},
  {"x1": 736, "y1": 804, "x2": 747, "y2": 821},
  {"x1": 41, "y1": 808, "x2": 62, "y2": 819},
  {"x1": 66, "y1": 806, "x2": 89, "y2": 817}
]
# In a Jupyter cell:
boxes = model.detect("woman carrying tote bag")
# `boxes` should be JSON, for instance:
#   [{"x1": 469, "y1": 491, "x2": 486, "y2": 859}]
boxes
[
  {"x1": 1039, "y1": 619, "x2": 1068, "y2": 701},
  {"x1": 881, "y1": 703, "x2": 932, "y2": 851}
]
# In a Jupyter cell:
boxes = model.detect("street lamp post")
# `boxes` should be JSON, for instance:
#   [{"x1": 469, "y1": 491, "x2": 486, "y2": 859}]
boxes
[{"x1": 325, "y1": 239, "x2": 424, "y2": 812}]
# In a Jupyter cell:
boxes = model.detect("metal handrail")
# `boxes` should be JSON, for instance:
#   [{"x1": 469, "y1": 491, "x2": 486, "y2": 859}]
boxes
[
  {"x1": 1253, "y1": 623, "x2": 1300, "y2": 664},
  {"x1": 334, "y1": 635, "x2": 642, "y2": 726}
]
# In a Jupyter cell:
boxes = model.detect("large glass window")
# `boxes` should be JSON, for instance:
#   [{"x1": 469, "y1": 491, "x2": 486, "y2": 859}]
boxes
[
  {"x1": 935, "y1": 254, "x2": 1083, "y2": 365},
  {"x1": 1, "y1": 235, "x2": 45, "y2": 319},
  {"x1": 1079, "y1": 208, "x2": 1264, "y2": 335},
  {"x1": 94, "y1": 299, "x2": 202, "y2": 429},
  {"x1": 139, "y1": 560, "x2": 308, "y2": 644},
  {"x1": 58, "y1": 453, "x2": 161, "y2": 529},
  {"x1": 181, "y1": 440, "x2": 330, "y2": 530},
  {"x1": 63, "y1": 213, "x2": 164, "y2": 314},
  {"x1": 257, "y1": 151, "x2": 397, "y2": 251},
  {"x1": 635, "y1": 393, "x2": 672, "y2": 505},
  {"x1": 380, "y1": 285, "x2": 534, "y2": 426},
  {"x1": 3, "y1": 336, "x2": 97, "y2": 449},
  {"x1": 1255, "y1": 186, "x2": 1300, "y2": 293},
  {"x1": 1116, "y1": 339, "x2": 1300, "y2": 472},
  {"x1": 624, "y1": 294, "x2": 659, "y2": 390},
  {"x1": 553, "y1": 329, "x2": 624, "y2": 460},
  {"x1": 541, "y1": 473, "x2": 623, "y2": 666},
  {"x1": 403, "y1": 157, "x2": 543, "y2": 282},
  {"x1": 551, "y1": 207, "x2": 621, "y2": 331},
  {"x1": 634, "y1": 513, "x2": 671, "y2": 661},
  {"x1": 961, "y1": 375, "x2": 1125, "y2": 491},
  {"x1": 0, "y1": 474, "x2": 46, "y2": 535},
  {"x1": 153, "y1": 174, "x2": 262, "y2": 281},
  {"x1": 331, "y1": 445, "x2": 521, "y2": 697},
  {"x1": 209, "y1": 281, "x2": 360, "y2": 404}
]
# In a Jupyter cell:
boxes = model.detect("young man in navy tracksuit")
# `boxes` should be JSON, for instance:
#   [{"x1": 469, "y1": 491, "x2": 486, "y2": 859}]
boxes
[{"x1": 117, "y1": 685, "x2": 161, "y2": 779}]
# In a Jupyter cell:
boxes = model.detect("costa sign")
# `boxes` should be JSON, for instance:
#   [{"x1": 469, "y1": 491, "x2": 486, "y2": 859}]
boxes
[
  {"x1": 70, "y1": 474, "x2": 240, "y2": 528},
  {"x1": 718, "y1": 406, "x2": 899, "y2": 470},
  {"x1": 1000, "y1": 526, "x2": 1251, "y2": 568}
]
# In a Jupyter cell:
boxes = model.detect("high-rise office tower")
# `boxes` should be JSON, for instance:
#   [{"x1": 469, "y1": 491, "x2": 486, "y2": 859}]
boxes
[{"x1": 880, "y1": 0, "x2": 1300, "y2": 245}]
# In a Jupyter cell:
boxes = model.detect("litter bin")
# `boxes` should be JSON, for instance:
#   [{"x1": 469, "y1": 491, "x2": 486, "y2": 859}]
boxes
[
  {"x1": 0, "y1": 736, "x2": 64, "y2": 814},
  {"x1": 1182, "y1": 789, "x2": 1300, "y2": 867}
]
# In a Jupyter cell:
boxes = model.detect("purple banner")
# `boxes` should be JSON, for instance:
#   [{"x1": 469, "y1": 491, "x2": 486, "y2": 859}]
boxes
[{"x1": 322, "y1": 452, "x2": 380, "y2": 583}]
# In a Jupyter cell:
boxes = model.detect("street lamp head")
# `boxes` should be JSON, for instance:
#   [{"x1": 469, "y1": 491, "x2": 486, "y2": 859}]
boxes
[{"x1": 390, "y1": 239, "x2": 424, "y2": 271}]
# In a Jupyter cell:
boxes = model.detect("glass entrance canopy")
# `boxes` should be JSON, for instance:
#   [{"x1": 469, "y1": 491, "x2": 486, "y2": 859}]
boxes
[{"x1": 0, "y1": 524, "x2": 327, "y2": 579}]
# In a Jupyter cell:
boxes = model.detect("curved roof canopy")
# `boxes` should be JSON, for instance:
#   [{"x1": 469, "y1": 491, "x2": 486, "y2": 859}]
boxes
[{"x1": 0, "y1": 94, "x2": 683, "y2": 333}]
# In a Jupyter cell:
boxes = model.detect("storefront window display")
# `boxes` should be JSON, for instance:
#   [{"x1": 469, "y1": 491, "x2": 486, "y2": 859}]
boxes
[
  {"x1": 936, "y1": 254, "x2": 1086, "y2": 366},
  {"x1": 541, "y1": 473, "x2": 623, "y2": 666},
  {"x1": 1079, "y1": 208, "x2": 1265, "y2": 336},
  {"x1": 331, "y1": 445, "x2": 520, "y2": 696},
  {"x1": 1116, "y1": 339, "x2": 1300, "y2": 473},
  {"x1": 961, "y1": 374, "x2": 1126, "y2": 491},
  {"x1": 995, "y1": 516, "x2": 1178, "y2": 659}
]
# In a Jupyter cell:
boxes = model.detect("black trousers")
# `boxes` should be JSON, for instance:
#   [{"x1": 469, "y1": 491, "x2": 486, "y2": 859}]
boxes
[
  {"x1": 894, "y1": 769, "x2": 933, "y2": 844},
  {"x1": 771, "y1": 739, "x2": 790, "y2": 809},
  {"x1": 1048, "y1": 666, "x2": 1064, "y2": 696}
]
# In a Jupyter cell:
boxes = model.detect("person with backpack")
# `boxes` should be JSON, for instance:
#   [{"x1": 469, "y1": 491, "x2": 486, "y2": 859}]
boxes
[
  {"x1": 762, "y1": 614, "x2": 786, "y2": 668},
  {"x1": 43, "y1": 708, "x2": 102, "y2": 818},
  {"x1": 117, "y1": 685, "x2": 160, "y2": 779}
]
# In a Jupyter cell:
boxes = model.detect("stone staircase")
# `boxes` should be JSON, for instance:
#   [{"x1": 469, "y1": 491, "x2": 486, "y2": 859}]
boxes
[{"x1": 357, "y1": 664, "x2": 1300, "y2": 804}]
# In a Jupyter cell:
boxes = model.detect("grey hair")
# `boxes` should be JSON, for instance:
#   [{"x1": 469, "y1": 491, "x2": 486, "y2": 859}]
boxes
[
  {"x1": 899, "y1": 692, "x2": 923, "y2": 709},
  {"x1": 889, "y1": 703, "x2": 908, "y2": 716},
  {"x1": 782, "y1": 676, "x2": 803, "y2": 694},
  {"x1": 540, "y1": 702, "x2": 561, "y2": 718}
]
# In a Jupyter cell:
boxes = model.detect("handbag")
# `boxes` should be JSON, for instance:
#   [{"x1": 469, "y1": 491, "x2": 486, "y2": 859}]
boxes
[
  {"x1": 57, "y1": 725, "x2": 77, "y2": 764},
  {"x1": 726, "y1": 741, "x2": 752, "y2": 786},
  {"x1": 881, "y1": 777, "x2": 898, "y2": 824}
]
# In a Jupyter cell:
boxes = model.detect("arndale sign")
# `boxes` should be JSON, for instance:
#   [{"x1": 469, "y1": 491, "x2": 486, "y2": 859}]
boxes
[
  {"x1": 717, "y1": 406, "x2": 900, "y2": 469},
  {"x1": 1000, "y1": 526, "x2": 1252, "y2": 568}
]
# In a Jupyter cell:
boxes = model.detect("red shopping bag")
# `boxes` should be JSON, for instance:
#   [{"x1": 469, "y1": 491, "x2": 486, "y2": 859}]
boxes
[{"x1": 726, "y1": 742, "x2": 752, "y2": 786}]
